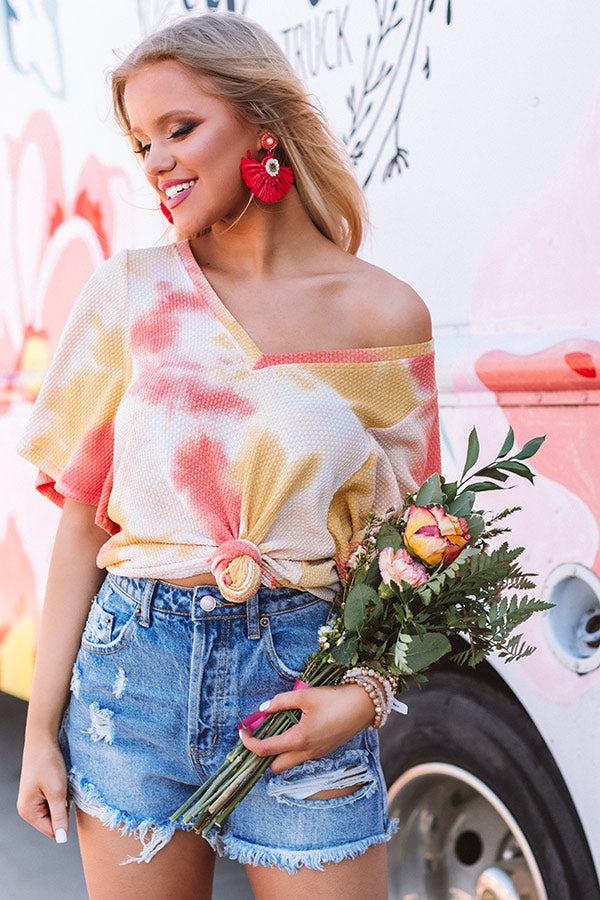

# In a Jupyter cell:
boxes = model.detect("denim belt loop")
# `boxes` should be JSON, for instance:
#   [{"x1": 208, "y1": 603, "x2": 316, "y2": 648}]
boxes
[
  {"x1": 246, "y1": 591, "x2": 260, "y2": 640},
  {"x1": 138, "y1": 578, "x2": 157, "y2": 628}
]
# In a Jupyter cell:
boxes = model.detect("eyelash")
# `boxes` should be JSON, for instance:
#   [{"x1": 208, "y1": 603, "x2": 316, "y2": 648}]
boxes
[{"x1": 133, "y1": 122, "x2": 198, "y2": 156}]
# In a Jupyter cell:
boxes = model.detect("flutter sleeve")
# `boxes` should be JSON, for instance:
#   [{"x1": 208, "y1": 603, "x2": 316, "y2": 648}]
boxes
[{"x1": 17, "y1": 250, "x2": 131, "y2": 533}]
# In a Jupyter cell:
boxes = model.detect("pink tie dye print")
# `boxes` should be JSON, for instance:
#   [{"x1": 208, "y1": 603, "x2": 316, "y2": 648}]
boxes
[{"x1": 17, "y1": 242, "x2": 440, "y2": 601}]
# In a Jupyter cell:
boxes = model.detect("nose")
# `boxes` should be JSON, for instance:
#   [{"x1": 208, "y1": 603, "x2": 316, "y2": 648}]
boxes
[{"x1": 143, "y1": 142, "x2": 175, "y2": 178}]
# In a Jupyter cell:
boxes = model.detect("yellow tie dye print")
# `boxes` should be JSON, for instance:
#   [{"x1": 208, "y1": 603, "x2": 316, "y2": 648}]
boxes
[{"x1": 18, "y1": 242, "x2": 440, "y2": 601}]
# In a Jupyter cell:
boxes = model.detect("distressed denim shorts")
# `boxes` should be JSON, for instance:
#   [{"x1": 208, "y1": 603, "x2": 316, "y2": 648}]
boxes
[{"x1": 60, "y1": 573, "x2": 396, "y2": 872}]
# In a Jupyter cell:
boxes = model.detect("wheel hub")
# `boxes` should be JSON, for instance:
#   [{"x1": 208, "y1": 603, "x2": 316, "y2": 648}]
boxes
[{"x1": 387, "y1": 763, "x2": 547, "y2": 900}]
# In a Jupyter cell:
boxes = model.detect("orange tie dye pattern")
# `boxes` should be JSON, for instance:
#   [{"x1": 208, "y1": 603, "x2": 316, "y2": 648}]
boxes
[{"x1": 18, "y1": 242, "x2": 440, "y2": 602}]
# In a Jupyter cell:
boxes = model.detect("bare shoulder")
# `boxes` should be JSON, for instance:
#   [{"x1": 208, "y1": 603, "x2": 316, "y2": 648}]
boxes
[{"x1": 344, "y1": 257, "x2": 432, "y2": 348}]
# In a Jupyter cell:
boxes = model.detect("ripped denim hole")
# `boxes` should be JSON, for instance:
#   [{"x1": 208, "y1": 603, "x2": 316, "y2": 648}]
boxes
[
  {"x1": 270, "y1": 762, "x2": 372, "y2": 802},
  {"x1": 70, "y1": 665, "x2": 81, "y2": 700},
  {"x1": 83, "y1": 702, "x2": 114, "y2": 744},
  {"x1": 112, "y1": 667, "x2": 126, "y2": 699}
]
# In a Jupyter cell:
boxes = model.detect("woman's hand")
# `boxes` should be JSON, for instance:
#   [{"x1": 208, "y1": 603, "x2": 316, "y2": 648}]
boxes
[
  {"x1": 238, "y1": 683, "x2": 375, "y2": 774},
  {"x1": 17, "y1": 734, "x2": 69, "y2": 841}
]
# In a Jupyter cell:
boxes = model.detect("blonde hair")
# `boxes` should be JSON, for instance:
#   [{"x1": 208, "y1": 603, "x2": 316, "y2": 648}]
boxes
[{"x1": 111, "y1": 13, "x2": 367, "y2": 254}]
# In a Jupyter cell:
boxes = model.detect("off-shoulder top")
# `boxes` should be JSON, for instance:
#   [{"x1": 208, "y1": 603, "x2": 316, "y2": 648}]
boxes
[{"x1": 17, "y1": 241, "x2": 440, "y2": 602}]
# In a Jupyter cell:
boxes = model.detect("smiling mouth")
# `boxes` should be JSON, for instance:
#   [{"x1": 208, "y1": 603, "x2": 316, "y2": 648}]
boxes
[
  {"x1": 164, "y1": 179, "x2": 197, "y2": 199},
  {"x1": 163, "y1": 179, "x2": 198, "y2": 210}
]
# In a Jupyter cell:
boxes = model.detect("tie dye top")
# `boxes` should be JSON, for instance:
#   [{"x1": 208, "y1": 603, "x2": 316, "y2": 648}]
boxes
[{"x1": 17, "y1": 241, "x2": 440, "y2": 602}]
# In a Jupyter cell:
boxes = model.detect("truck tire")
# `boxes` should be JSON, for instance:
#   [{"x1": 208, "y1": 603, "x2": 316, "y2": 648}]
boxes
[{"x1": 378, "y1": 668, "x2": 599, "y2": 900}]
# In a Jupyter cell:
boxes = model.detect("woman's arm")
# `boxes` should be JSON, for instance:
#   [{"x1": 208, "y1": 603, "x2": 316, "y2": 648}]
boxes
[{"x1": 17, "y1": 498, "x2": 108, "y2": 841}]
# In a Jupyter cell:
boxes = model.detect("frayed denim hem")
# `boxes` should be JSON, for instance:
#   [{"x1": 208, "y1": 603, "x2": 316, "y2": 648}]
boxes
[
  {"x1": 206, "y1": 817, "x2": 399, "y2": 874},
  {"x1": 67, "y1": 768, "x2": 193, "y2": 865}
]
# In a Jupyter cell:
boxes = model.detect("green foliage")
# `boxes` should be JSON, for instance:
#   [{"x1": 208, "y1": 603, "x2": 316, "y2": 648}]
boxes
[
  {"x1": 394, "y1": 632, "x2": 451, "y2": 674},
  {"x1": 514, "y1": 436, "x2": 546, "y2": 460},
  {"x1": 344, "y1": 583, "x2": 383, "y2": 633},
  {"x1": 315, "y1": 427, "x2": 549, "y2": 692},
  {"x1": 462, "y1": 427, "x2": 480, "y2": 478},
  {"x1": 415, "y1": 472, "x2": 444, "y2": 507},
  {"x1": 330, "y1": 634, "x2": 358, "y2": 666},
  {"x1": 458, "y1": 428, "x2": 545, "y2": 495},
  {"x1": 498, "y1": 426, "x2": 515, "y2": 457},
  {"x1": 376, "y1": 523, "x2": 403, "y2": 552}
]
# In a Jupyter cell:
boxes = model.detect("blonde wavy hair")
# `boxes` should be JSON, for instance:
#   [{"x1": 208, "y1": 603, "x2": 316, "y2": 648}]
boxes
[{"x1": 111, "y1": 13, "x2": 367, "y2": 254}]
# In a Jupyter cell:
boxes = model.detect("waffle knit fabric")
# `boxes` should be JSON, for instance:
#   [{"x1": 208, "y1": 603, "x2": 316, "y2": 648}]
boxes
[{"x1": 17, "y1": 241, "x2": 440, "y2": 602}]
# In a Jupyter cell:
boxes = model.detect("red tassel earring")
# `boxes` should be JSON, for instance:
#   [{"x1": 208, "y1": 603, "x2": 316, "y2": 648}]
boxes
[
  {"x1": 240, "y1": 132, "x2": 294, "y2": 203},
  {"x1": 159, "y1": 199, "x2": 174, "y2": 224}
]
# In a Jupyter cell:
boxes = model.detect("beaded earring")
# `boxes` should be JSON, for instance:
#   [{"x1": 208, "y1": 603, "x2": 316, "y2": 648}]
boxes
[{"x1": 240, "y1": 132, "x2": 294, "y2": 203}]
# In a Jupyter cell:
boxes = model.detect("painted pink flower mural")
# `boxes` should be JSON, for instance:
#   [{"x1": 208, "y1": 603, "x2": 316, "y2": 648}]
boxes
[
  {"x1": 1, "y1": 109, "x2": 132, "y2": 410},
  {"x1": 0, "y1": 109, "x2": 133, "y2": 696}
]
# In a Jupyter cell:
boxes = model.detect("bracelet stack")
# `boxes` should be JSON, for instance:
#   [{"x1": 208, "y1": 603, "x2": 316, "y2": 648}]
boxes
[{"x1": 340, "y1": 667, "x2": 399, "y2": 729}]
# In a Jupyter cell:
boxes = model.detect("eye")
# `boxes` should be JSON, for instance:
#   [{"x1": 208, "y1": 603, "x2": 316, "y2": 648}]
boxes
[
  {"x1": 169, "y1": 122, "x2": 197, "y2": 141},
  {"x1": 133, "y1": 141, "x2": 150, "y2": 156}
]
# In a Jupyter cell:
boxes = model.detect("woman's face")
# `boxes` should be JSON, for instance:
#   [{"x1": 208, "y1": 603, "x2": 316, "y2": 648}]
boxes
[{"x1": 123, "y1": 60, "x2": 262, "y2": 234}]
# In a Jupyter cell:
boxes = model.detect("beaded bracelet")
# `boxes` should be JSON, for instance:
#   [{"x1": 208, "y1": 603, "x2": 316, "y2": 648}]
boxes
[
  {"x1": 344, "y1": 667, "x2": 399, "y2": 709},
  {"x1": 340, "y1": 667, "x2": 398, "y2": 729},
  {"x1": 342, "y1": 673, "x2": 387, "y2": 728}
]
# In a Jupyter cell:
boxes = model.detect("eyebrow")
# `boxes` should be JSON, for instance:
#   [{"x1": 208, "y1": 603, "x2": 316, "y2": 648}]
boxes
[{"x1": 130, "y1": 109, "x2": 199, "y2": 136}]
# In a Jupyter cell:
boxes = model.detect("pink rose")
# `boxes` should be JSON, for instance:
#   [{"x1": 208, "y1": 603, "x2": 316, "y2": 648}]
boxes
[{"x1": 378, "y1": 546, "x2": 429, "y2": 588}]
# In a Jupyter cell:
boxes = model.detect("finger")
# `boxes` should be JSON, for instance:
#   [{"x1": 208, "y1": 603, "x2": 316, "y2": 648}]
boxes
[
  {"x1": 46, "y1": 787, "x2": 69, "y2": 843},
  {"x1": 17, "y1": 789, "x2": 55, "y2": 839},
  {"x1": 239, "y1": 721, "x2": 307, "y2": 758},
  {"x1": 269, "y1": 750, "x2": 310, "y2": 774},
  {"x1": 259, "y1": 688, "x2": 314, "y2": 716}
]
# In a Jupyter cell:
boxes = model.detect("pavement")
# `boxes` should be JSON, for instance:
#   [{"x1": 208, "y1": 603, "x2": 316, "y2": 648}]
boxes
[{"x1": 0, "y1": 691, "x2": 254, "y2": 899}]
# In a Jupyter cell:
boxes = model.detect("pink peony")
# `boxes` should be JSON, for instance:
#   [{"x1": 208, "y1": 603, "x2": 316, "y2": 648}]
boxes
[{"x1": 378, "y1": 546, "x2": 429, "y2": 589}]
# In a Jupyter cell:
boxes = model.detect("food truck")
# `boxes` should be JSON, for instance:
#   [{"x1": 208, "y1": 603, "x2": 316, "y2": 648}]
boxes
[{"x1": 2, "y1": 2, "x2": 599, "y2": 897}]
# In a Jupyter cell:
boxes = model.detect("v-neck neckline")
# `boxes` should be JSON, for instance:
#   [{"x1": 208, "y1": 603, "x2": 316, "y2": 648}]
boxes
[
  {"x1": 177, "y1": 239, "x2": 263, "y2": 366},
  {"x1": 176, "y1": 239, "x2": 433, "y2": 369}
]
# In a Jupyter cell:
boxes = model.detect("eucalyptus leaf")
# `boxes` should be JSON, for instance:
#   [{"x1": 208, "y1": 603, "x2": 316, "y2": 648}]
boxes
[
  {"x1": 344, "y1": 583, "x2": 382, "y2": 632},
  {"x1": 464, "y1": 514, "x2": 485, "y2": 542},
  {"x1": 398, "y1": 632, "x2": 452, "y2": 674},
  {"x1": 461, "y1": 427, "x2": 480, "y2": 478},
  {"x1": 364, "y1": 556, "x2": 382, "y2": 588},
  {"x1": 514, "y1": 435, "x2": 545, "y2": 460},
  {"x1": 498, "y1": 427, "x2": 515, "y2": 458},
  {"x1": 376, "y1": 523, "x2": 403, "y2": 552},
  {"x1": 415, "y1": 472, "x2": 444, "y2": 507},
  {"x1": 330, "y1": 635, "x2": 358, "y2": 666},
  {"x1": 378, "y1": 582, "x2": 396, "y2": 600},
  {"x1": 441, "y1": 480, "x2": 458, "y2": 503},
  {"x1": 447, "y1": 491, "x2": 475, "y2": 516}
]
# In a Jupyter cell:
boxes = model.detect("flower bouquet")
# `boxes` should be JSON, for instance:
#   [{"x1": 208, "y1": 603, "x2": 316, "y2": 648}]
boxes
[{"x1": 172, "y1": 427, "x2": 550, "y2": 835}]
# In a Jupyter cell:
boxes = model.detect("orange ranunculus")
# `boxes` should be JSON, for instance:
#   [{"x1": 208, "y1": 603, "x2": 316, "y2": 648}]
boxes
[{"x1": 404, "y1": 505, "x2": 471, "y2": 566}]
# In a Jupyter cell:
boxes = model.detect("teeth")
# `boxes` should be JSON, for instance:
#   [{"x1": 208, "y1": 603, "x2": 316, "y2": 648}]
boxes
[{"x1": 164, "y1": 180, "x2": 196, "y2": 199}]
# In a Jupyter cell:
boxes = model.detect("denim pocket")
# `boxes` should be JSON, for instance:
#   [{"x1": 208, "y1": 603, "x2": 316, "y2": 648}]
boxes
[
  {"x1": 261, "y1": 596, "x2": 330, "y2": 681},
  {"x1": 81, "y1": 576, "x2": 138, "y2": 654}
]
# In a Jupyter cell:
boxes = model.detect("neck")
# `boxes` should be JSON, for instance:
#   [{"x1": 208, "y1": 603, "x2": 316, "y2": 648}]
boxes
[{"x1": 188, "y1": 188, "x2": 329, "y2": 278}]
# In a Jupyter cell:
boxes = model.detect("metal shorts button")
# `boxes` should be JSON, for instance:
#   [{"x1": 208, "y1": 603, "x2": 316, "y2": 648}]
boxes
[{"x1": 200, "y1": 595, "x2": 217, "y2": 612}]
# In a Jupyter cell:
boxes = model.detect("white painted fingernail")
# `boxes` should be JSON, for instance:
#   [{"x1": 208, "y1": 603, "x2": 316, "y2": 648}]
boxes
[
  {"x1": 259, "y1": 700, "x2": 271, "y2": 712},
  {"x1": 55, "y1": 828, "x2": 67, "y2": 844}
]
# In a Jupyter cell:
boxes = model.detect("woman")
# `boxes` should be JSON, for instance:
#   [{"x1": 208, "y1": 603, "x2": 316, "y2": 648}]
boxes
[{"x1": 16, "y1": 13, "x2": 439, "y2": 899}]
